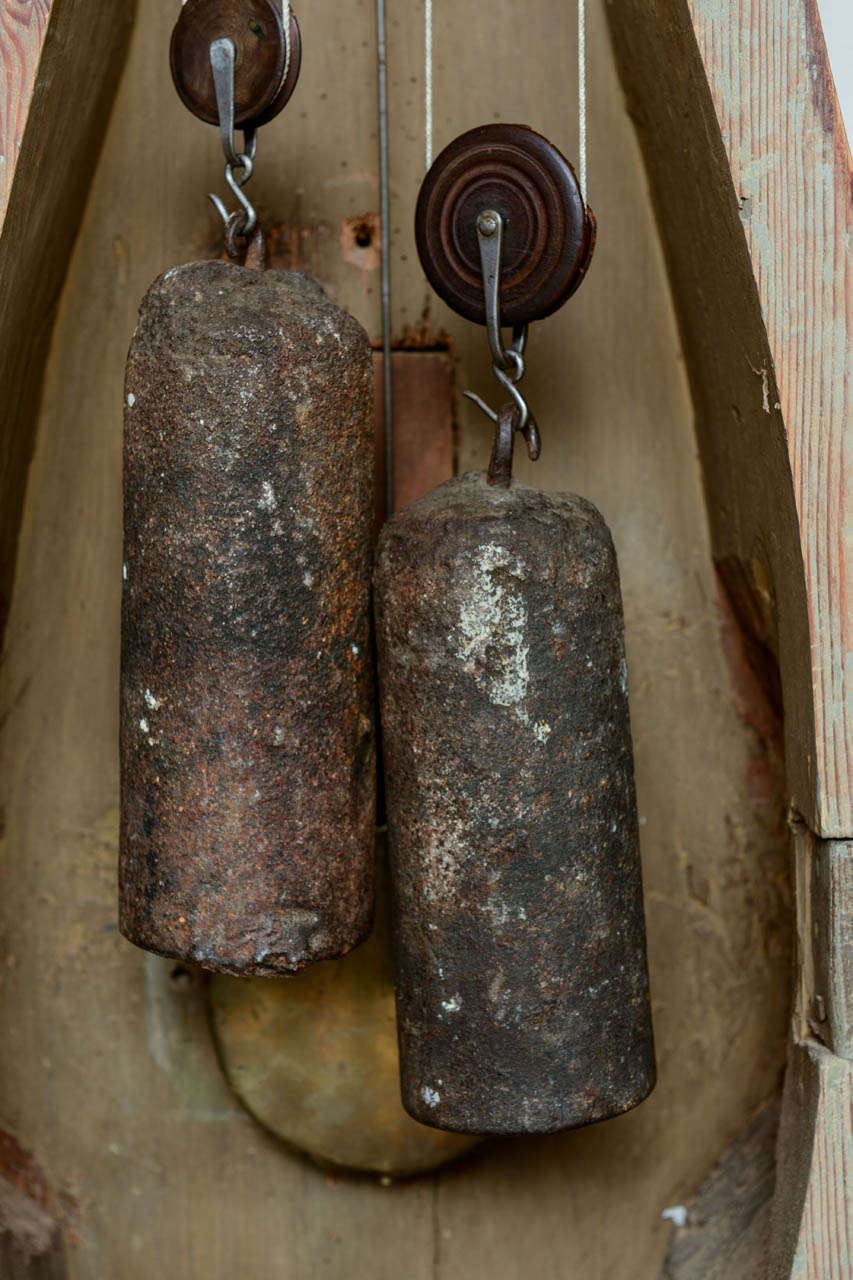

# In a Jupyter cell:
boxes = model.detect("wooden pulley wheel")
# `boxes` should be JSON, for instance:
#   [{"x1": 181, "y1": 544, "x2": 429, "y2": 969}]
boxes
[
  {"x1": 415, "y1": 123, "x2": 595, "y2": 327},
  {"x1": 170, "y1": 0, "x2": 301, "y2": 129}
]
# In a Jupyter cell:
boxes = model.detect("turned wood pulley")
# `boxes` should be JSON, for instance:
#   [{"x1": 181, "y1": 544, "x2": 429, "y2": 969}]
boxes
[
  {"x1": 415, "y1": 123, "x2": 596, "y2": 327},
  {"x1": 170, "y1": 0, "x2": 302, "y2": 128}
]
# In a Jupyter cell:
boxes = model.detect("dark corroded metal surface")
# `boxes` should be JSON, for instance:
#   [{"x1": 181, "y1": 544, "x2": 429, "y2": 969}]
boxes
[
  {"x1": 415, "y1": 124, "x2": 596, "y2": 328},
  {"x1": 375, "y1": 471, "x2": 655, "y2": 1133},
  {"x1": 120, "y1": 262, "x2": 375, "y2": 975}
]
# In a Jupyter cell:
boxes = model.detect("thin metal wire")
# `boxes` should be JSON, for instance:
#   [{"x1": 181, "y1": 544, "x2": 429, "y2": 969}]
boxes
[
  {"x1": 424, "y1": 0, "x2": 433, "y2": 171},
  {"x1": 377, "y1": 0, "x2": 394, "y2": 515},
  {"x1": 578, "y1": 0, "x2": 587, "y2": 201}
]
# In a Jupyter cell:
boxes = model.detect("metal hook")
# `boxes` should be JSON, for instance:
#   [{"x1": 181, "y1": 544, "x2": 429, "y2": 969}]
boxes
[
  {"x1": 476, "y1": 209, "x2": 521, "y2": 374},
  {"x1": 208, "y1": 37, "x2": 258, "y2": 238},
  {"x1": 462, "y1": 208, "x2": 536, "y2": 437},
  {"x1": 461, "y1": 207, "x2": 542, "y2": 482}
]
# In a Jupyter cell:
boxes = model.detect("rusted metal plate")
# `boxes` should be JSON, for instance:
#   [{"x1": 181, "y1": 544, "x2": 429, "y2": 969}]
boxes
[
  {"x1": 374, "y1": 471, "x2": 655, "y2": 1134},
  {"x1": 372, "y1": 349, "x2": 455, "y2": 533},
  {"x1": 208, "y1": 834, "x2": 480, "y2": 1176},
  {"x1": 120, "y1": 262, "x2": 376, "y2": 975}
]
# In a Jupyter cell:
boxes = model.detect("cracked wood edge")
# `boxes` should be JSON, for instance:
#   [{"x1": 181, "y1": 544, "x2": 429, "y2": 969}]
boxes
[
  {"x1": 0, "y1": 0, "x2": 136, "y2": 634},
  {"x1": 794, "y1": 828, "x2": 853, "y2": 1061}
]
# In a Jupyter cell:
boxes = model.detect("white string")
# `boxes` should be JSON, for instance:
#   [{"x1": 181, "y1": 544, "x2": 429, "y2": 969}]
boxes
[
  {"x1": 424, "y1": 0, "x2": 433, "y2": 170},
  {"x1": 578, "y1": 0, "x2": 587, "y2": 201}
]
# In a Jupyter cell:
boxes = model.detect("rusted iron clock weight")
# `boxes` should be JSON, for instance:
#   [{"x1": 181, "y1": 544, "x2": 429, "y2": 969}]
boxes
[
  {"x1": 120, "y1": 1, "x2": 377, "y2": 975},
  {"x1": 375, "y1": 124, "x2": 656, "y2": 1135}
]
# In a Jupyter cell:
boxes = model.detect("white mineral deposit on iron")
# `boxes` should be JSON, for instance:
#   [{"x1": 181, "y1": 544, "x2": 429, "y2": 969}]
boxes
[
  {"x1": 258, "y1": 481, "x2": 277, "y2": 512},
  {"x1": 456, "y1": 543, "x2": 536, "y2": 726},
  {"x1": 421, "y1": 1086, "x2": 441, "y2": 1108},
  {"x1": 440, "y1": 994, "x2": 462, "y2": 1014},
  {"x1": 144, "y1": 689, "x2": 162, "y2": 710},
  {"x1": 126, "y1": 393, "x2": 135, "y2": 407},
  {"x1": 139, "y1": 718, "x2": 149, "y2": 734},
  {"x1": 323, "y1": 316, "x2": 342, "y2": 343}
]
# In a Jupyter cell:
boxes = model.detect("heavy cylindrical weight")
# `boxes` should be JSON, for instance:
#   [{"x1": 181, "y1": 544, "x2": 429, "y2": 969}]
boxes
[
  {"x1": 375, "y1": 472, "x2": 655, "y2": 1133},
  {"x1": 120, "y1": 262, "x2": 375, "y2": 975}
]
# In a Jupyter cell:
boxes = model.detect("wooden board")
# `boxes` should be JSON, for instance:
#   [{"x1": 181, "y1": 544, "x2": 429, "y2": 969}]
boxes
[
  {"x1": 770, "y1": 1039, "x2": 853, "y2": 1280},
  {"x1": 794, "y1": 828, "x2": 853, "y2": 1061},
  {"x1": 0, "y1": 0, "x2": 800, "y2": 1275},
  {"x1": 661, "y1": 1102, "x2": 778, "y2": 1280},
  {"x1": 605, "y1": 0, "x2": 852, "y2": 841},
  {"x1": 605, "y1": 4, "x2": 852, "y2": 1274},
  {"x1": 0, "y1": 0, "x2": 136, "y2": 632}
]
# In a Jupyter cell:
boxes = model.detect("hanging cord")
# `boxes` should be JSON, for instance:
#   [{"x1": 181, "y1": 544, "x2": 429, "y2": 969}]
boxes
[
  {"x1": 281, "y1": 0, "x2": 292, "y2": 85},
  {"x1": 578, "y1": 0, "x2": 587, "y2": 201},
  {"x1": 376, "y1": 0, "x2": 394, "y2": 516},
  {"x1": 424, "y1": 0, "x2": 433, "y2": 172}
]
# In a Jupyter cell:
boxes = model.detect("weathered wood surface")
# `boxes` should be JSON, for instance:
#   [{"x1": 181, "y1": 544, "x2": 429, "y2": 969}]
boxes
[
  {"x1": 0, "y1": 0, "x2": 52, "y2": 218},
  {"x1": 0, "y1": 0, "x2": 135, "y2": 632},
  {"x1": 770, "y1": 1039, "x2": 853, "y2": 1280},
  {"x1": 605, "y1": 0, "x2": 851, "y2": 840},
  {"x1": 0, "y1": 0, "x2": 794, "y2": 1275},
  {"x1": 794, "y1": 828, "x2": 853, "y2": 1061},
  {"x1": 661, "y1": 1101, "x2": 779, "y2": 1280},
  {"x1": 605, "y1": 4, "x2": 852, "y2": 1275},
  {"x1": 372, "y1": 350, "x2": 455, "y2": 531}
]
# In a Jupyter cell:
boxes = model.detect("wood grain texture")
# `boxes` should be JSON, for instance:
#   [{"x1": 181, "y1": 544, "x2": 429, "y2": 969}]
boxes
[
  {"x1": 661, "y1": 1101, "x2": 778, "y2": 1280},
  {"x1": 0, "y1": 0, "x2": 793, "y2": 1275},
  {"x1": 605, "y1": 0, "x2": 852, "y2": 839},
  {"x1": 605, "y1": 6, "x2": 851, "y2": 1273},
  {"x1": 0, "y1": 0, "x2": 52, "y2": 219},
  {"x1": 0, "y1": 0, "x2": 135, "y2": 633},
  {"x1": 770, "y1": 1039, "x2": 853, "y2": 1280},
  {"x1": 691, "y1": 0, "x2": 852, "y2": 837},
  {"x1": 793, "y1": 827, "x2": 853, "y2": 1054},
  {"x1": 811, "y1": 840, "x2": 853, "y2": 1060}
]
